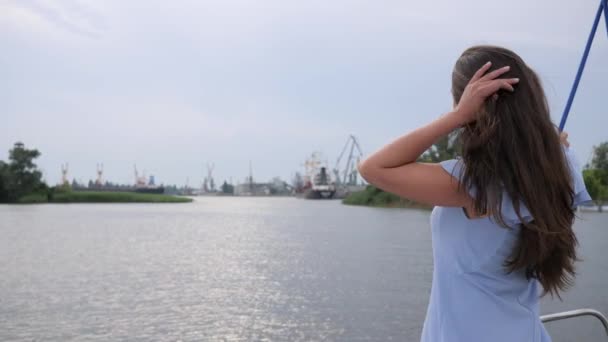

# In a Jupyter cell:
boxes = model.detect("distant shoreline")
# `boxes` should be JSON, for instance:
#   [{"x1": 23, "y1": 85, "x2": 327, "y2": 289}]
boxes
[
  {"x1": 342, "y1": 186, "x2": 432, "y2": 210},
  {"x1": 14, "y1": 191, "x2": 192, "y2": 204},
  {"x1": 342, "y1": 188, "x2": 607, "y2": 213}
]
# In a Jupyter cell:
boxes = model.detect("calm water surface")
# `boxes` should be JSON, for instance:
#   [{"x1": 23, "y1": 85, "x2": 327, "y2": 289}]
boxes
[{"x1": 0, "y1": 198, "x2": 606, "y2": 341}]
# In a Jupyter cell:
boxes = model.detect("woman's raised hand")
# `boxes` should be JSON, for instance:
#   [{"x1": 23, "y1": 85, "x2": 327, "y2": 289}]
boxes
[
  {"x1": 452, "y1": 62, "x2": 519, "y2": 124},
  {"x1": 560, "y1": 131, "x2": 570, "y2": 147}
]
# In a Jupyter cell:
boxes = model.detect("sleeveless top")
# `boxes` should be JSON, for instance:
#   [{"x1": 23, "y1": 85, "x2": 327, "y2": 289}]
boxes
[{"x1": 421, "y1": 147, "x2": 592, "y2": 342}]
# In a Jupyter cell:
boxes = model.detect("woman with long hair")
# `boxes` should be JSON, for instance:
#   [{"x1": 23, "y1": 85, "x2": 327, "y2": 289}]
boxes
[{"x1": 358, "y1": 46, "x2": 591, "y2": 342}]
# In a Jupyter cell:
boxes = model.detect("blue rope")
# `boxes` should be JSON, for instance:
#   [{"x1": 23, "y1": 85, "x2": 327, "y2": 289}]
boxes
[
  {"x1": 604, "y1": 0, "x2": 608, "y2": 37},
  {"x1": 559, "y1": 1, "x2": 605, "y2": 131}
]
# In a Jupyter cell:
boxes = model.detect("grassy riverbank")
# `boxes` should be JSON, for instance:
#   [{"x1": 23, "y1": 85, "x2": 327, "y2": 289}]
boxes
[
  {"x1": 17, "y1": 191, "x2": 192, "y2": 204},
  {"x1": 342, "y1": 186, "x2": 431, "y2": 209}
]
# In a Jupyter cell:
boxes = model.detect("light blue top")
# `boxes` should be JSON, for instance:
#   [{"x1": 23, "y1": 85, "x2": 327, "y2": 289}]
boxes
[{"x1": 421, "y1": 148, "x2": 592, "y2": 342}]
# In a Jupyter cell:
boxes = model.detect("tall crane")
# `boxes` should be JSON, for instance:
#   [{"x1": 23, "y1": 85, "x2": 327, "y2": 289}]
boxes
[
  {"x1": 134, "y1": 165, "x2": 147, "y2": 187},
  {"x1": 95, "y1": 163, "x2": 104, "y2": 186},
  {"x1": 333, "y1": 135, "x2": 364, "y2": 187},
  {"x1": 60, "y1": 163, "x2": 69, "y2": 186},
  {"x1": 205, "y1": 163, "x2": 215, "y2": 192}
]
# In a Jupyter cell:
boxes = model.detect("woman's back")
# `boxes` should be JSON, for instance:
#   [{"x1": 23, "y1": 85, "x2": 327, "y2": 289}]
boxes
[
  {"x1": 424, "y1": 206, "x2": 546, "y2": 342},
  {"x1": 421, "y1": 150, "x2": 590, "y2": 342}
]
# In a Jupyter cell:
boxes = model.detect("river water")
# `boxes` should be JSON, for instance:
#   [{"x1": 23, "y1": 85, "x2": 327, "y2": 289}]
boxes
[{"x1": 0, "y1": 197, "x2": 606, "y2": 341}]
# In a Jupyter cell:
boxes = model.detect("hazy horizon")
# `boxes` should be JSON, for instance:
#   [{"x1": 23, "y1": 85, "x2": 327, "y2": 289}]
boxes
[{"x1": 1, "y1": 0, "x2": 607, "y2": 186}]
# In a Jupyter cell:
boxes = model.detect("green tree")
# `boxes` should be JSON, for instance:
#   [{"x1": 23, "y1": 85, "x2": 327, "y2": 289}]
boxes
[
  {"x1": 0, "y1": 161, "x2": 9, "y2": 202},
  {"x1": 591, "y1": 142, "x2": 608, "y2": 170},
  {"x1": 583, "y1": 142, "x2": 608, "y2": 212},
  {"x1": 417, "y1": 134, "x2": 459, "y2": 162},
  {"x1": 3, "y1": 142, "x2": 44, "y2": 202},
  {"x1": 583, "y1": 169, "x2": 607, "y2": 211}
]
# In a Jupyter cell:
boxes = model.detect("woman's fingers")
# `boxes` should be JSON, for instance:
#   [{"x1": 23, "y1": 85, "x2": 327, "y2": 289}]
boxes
[
  {"x1": 480, "y1": 78, "x2": 519, "y2": 95},
  {"x1": 470, "y1": 61, "x2": 493, "y2": 83},
  {"x1": 480, "y1": 66, "x2": 510, "y2": 82},
  {"x1": 471, "y1": 63, "x2": 511, "y2": 84}
]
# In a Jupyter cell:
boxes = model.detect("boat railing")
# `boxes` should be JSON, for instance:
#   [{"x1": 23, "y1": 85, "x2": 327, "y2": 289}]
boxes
[{"x1": 541, "y1": 308, "x2": 608, "y2": 338}]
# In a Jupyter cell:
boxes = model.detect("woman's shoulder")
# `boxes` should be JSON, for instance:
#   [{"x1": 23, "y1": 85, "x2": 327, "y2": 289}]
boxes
[{"x1": 437, "y1": 146, "x2": 592, "y2": 225}]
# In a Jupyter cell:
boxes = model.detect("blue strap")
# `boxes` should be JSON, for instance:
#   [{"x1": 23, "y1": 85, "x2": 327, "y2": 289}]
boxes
[
  {"x1": 604, "y1": 0, "x2": 608, "y2": 37},
  {"x1": 559, "y1": 1, "x2": 605, "y2": 131}
]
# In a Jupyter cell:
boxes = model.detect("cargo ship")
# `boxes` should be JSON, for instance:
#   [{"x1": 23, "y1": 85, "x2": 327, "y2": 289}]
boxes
[
  {"x1": 134, "y1": 167, "x2": 165, "y2": 194},
  {"x1": 299, "y1": 152, "x2": 336, "y2": 199}
]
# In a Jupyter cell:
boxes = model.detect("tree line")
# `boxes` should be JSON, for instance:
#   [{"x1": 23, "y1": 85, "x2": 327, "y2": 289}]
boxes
[
  {"x1": 0, "y1": 142, "x2": 47, "y2": 203},
  {"x1": 1, "y1": 140, "x2": 606, "y2": 208}
]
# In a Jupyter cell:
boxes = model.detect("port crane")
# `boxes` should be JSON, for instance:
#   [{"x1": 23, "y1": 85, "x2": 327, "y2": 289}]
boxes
[
  {"x1": 333, "y1": 135, "x2": 364, "y2": 187},
  {"x1": 95, "y1": 163, "x2": 104, "y2": 186},
  {"x1": 60, "y1": 163, "x2": 69, "y2": 186},
  {"x1": 134, "y1": 165, "x2": 147, "y2": 187},
  {"x1": 203, "y1": 163, "x2": 215, "y2": 192}
]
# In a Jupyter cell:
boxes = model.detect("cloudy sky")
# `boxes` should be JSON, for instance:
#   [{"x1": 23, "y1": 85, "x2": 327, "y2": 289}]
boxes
[{"x1": 1, "y1": 0, "x2": 606, "y2": 186}]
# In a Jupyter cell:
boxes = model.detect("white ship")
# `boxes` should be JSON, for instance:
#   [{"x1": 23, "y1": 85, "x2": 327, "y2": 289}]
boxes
[{"x1": 301, "y1": 152, "x2": 336, "y2": 199}]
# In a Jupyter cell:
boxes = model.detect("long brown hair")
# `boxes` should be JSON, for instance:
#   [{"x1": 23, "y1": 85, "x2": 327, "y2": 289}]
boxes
[{"x1": 451, "y1": 46, "x2": 577, "y2": 298}]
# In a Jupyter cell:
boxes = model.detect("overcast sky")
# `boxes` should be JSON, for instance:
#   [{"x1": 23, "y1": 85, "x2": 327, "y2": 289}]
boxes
[{"x1": 1, "y1": 0, "x2": 606, "y2": 186}]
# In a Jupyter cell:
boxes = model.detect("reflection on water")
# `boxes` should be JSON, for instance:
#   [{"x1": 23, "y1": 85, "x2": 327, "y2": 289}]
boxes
[{"x1": 0, "y1": 198, "x2": 606, "y2": 341}]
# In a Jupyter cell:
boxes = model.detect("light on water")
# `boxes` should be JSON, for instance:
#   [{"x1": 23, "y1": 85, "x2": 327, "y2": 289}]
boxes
[{"x1": 0, "y1": 198, "x2": 606, "y2": 341}]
